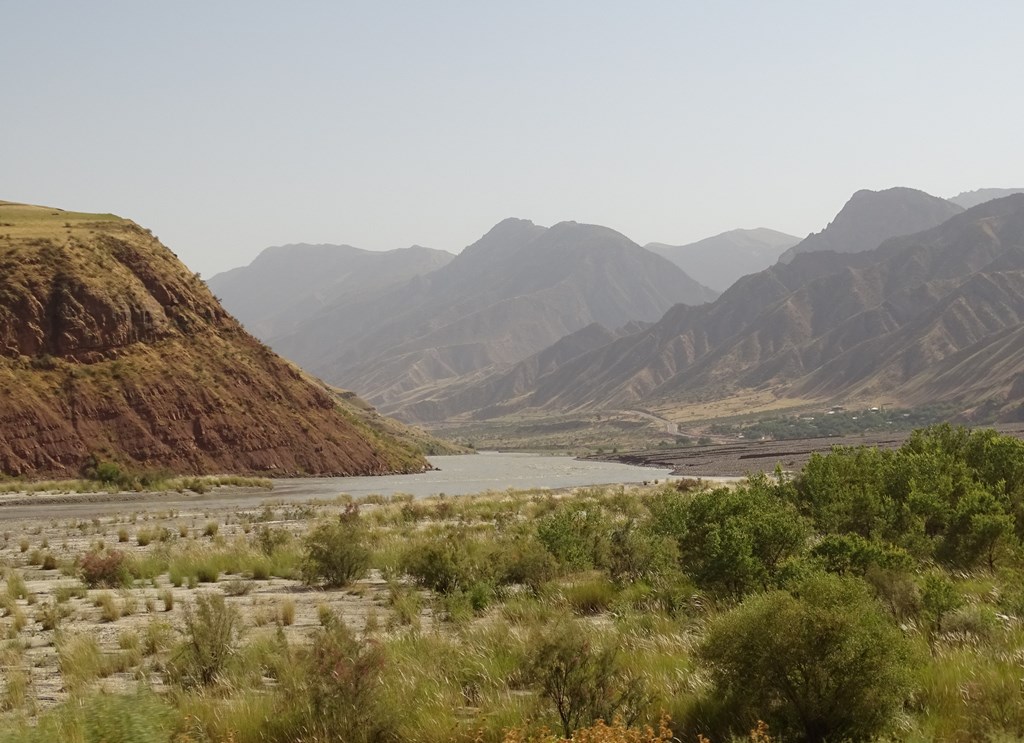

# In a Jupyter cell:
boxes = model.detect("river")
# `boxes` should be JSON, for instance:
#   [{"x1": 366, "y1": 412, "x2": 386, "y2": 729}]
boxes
[
  {"x1": 0, "y1": 452, "x2": 674, "y2": 520},
  {"x1": 270, "y1": 451, "x2": 674, "y2": 500}
]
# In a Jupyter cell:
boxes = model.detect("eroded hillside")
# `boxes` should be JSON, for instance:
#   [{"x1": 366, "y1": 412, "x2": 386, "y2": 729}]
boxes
[{"x1": 0, "y1": 202, "x2": 428, "y2": 478}]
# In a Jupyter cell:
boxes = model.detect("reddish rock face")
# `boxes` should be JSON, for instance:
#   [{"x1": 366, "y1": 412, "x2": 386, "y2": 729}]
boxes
[{"x1": 0, "y1": 203, "x2": 427, "y2": 479}]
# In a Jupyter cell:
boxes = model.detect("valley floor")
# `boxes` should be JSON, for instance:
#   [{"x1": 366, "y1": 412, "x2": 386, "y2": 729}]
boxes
[
  {"x1": 600, "y1": 421, "x2": 1024, "y2": 476},
  {"x1": 5, "y1": 426, "x2": 1024, "y2": 742}
]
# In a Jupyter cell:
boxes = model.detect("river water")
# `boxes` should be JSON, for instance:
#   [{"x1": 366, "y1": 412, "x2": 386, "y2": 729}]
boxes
[
  {"x1": 0, "y1": 452, "x2": 674, "y2": 520},
  {"x1": 269, "y1": 451, "x2": 674, "y2": 501}
]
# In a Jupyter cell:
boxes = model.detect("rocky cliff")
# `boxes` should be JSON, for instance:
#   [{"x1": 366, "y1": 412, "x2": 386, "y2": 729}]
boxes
[{"x1": 0, "y1": 201, "x2": 428, "y2": 478}]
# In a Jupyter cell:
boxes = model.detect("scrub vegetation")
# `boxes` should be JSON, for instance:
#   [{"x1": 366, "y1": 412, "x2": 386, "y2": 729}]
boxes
[{"x1": 2, "y1": 424, "x2": 1024, "y2": 742}]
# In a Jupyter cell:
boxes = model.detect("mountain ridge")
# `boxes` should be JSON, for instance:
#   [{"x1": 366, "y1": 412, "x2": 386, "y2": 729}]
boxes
[
  {"x1": 402, "y1": 194, "x2": 1024, "y2": 423},
  {"x1": 207, "y1": 242, "x2": 453, "y2": 339},
  {"x1": 779, "y1": 187, "x2": 963, "y2": 263},
  {"x1": 259, "y1": 218, "x2": 718, "y2": 408},
  {"x1": 647, "y1": 227, "x2": 799, "y2": 292}
]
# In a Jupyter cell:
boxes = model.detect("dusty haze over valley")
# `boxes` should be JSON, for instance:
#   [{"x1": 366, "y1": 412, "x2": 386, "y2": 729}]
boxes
[{"x1": 5, "y1": 4, "x2": 1024, "y2": 743}]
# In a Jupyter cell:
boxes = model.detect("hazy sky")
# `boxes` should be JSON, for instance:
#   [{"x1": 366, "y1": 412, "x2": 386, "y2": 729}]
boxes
[{"x1": 4, "y1": 1, "x2": 1022, "y2": 276}]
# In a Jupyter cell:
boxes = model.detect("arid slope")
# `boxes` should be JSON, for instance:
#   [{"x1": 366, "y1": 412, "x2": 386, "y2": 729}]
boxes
[
  {"x1": 0, "y1": 201, "x2": 428, "y2": 478},
  {"x1": 437, "y1": 195, "x2": 1024, "y2": 421}
]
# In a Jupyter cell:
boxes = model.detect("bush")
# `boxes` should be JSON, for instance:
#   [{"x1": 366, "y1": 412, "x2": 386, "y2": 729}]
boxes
[
  {"x1": 403, "y1": 537, "x2": 471, "y2": 594},
  {"x1": 36, "y1": 601, "x2": 69, "y2": 631},
  {"x1": 698, "y1": 572, "x2": 914, "y2": 743},
  {"x1": 921, "y1": 572, "x2": 964, "y2": 636},
  {"x1": 649, "y1": 483, "x2": 808, "y2": 598},
  {"x1": 5, "y1": 570, "x2": 29, "y2": 600},
  {"x1": 159, "y1": 588, "x2": 174, "y2": 612},
  {"x1": 95, "y1": 461, "x2": 124, "y2": 485},
  {"x1": 255, "y1": 525, "x2": 290, "y2": 556},
  {"x1": 79, "y1": 549, "x2": 131, "y2": 588},
  {"x1": 168, "y1": 592, "x2": 240, "y2": 687},
  {"x1": 302, "y1": 509, "x2": 370, "y2": 588},
  {"x1": 607, "y1": 522, "x2": 678, "y2": 584},
  {"x1": 530, "y1": 620, "x2": 650, "y2": 738},
  {"x1": 810, "y1": 533, "x2": 914, "y2": 576},
  {"x1": 536, "y1": 501, "x2": 612, "y2": 571},
  {"x1": 497, "y1": 535, "x2": 558, "y2": 592},
  {"x1": 270, "y1": 621, "x2": 395, "y2": 743},
  {"x1": 502, "y1": 716, "x2": 676, "y2": 743}
]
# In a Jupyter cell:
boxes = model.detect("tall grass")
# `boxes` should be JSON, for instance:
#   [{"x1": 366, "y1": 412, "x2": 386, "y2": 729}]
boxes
[{"x1": 0, "y1": 691, "x2": 174, "y2": 743}]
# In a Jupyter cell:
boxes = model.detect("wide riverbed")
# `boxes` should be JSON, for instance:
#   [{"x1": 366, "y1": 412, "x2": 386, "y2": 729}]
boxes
[
  {"x1": 272, "y1": 451, "x2": 674, "y2": 500},
  {"x1": 0, "y1": 452, "x2": 674, "y2": 520}
]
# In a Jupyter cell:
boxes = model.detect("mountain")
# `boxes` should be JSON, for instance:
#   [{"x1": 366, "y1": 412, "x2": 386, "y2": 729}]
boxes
[
  {"x1": 207, "y1": 243, "x2": 453, "y2": 339},
  {"x1": 268, "y1": 218, "x2": 718, "y2": 410},
  {"x1": 647, "y1": 228, "x2": 799, "y2": 292},
  {"x1": 949, "y1": 188, "x2": 1024, "y2": 210},
  {"x1": 779, "y1": 187, "x2": 962, "y2": 263},
  {"x1": 396, "y1": 322, "x2": 628, "y2": 422},
  {"x1": 0, "y1": 201, "x2": 429, "y2": 479},
  {"x1": 448, "y1": 194, "x2": 1024, "y2": 420}
]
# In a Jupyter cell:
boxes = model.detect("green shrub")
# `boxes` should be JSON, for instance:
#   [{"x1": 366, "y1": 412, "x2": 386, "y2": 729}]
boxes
[
  {"x1": 279, "y1": 598, "x2": 296, "y2": 627},
  {"x1": 649, "y1": 483, "x2": 808, "y2": 598},
  {"x1": 497, "y1": 536, "x2": 558, "y2": 592},
  {"x1": 255, "y1": 525, "x2": 290, "y2": 556},
  {"x1": 168, "y1": 592, "x2": 240, "y2": 687},
  {"x1": 698, "y1": 571, "x2": 914, "y2": 743},
  {"x1": 159, "y1": 588, "x2": 174, "y2": 612},
  {"x1": 607, "y1": 523, "x2": 678, "y2": 584},
  {"x1": 529, "y1": 620, "x2": 650, "y2": 738},
  {"x1": 250, "y1": 557, "x2": 271, "y2": 581},
  {"x1": 223, "y1": 579, "x2": 254, "y2": 597},
  {"x1": 810, "y1": 533, "x2": 914, "y2": 576},
  {"x1": 54, "y1": 583, "x2": 87, "y2": 603},
  {"x1": 302, "y1": 508, "x2": 370, "y2": 588},
  {"x1": 921, "y1": 572, "x2": 964, "y2": 636},
  {"x1": 57, "y1": 633, "x2": 106, "y2": 692},
  {"x1": 142, "y1": 620, "x2": 175, "y2": 656},
  {"x1": 402, "y1": 538, "x2": 470, "y2": 594},
  {"x1": 536, "y1": 500, "x2": 612, "y2": 571},
  {"x1": 36, "y1": 601, "x2": 69, "y2": 631}
]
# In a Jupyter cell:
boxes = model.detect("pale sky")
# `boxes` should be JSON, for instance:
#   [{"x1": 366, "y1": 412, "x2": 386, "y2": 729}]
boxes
[{"x1": 3, "y1": 1, "x2": 1022, "y2": 276}]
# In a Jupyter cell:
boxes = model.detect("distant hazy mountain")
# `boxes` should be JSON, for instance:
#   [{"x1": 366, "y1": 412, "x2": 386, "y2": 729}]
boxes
[
  {"x1": 647, "y1": 228, "x2": 799, "y2": 292},
  {"x1": 779, "y1": 187, "x2": 962, "y2": 263},
  {"x1": 395, "y1": 322, "x2": 629, "y2": 422},
  {"x1": 268, "y1": 218, "x2": 718, "y2": 410},
  {"x1": 434, "y1": 194, "x2": 1024, "y2": 421},
  {"x1": 949, "y1": 188, "x2": 1024, "y2": 210},
  {"x1": 207, "y1": 243, "x2": 453, "y2": 339}
]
